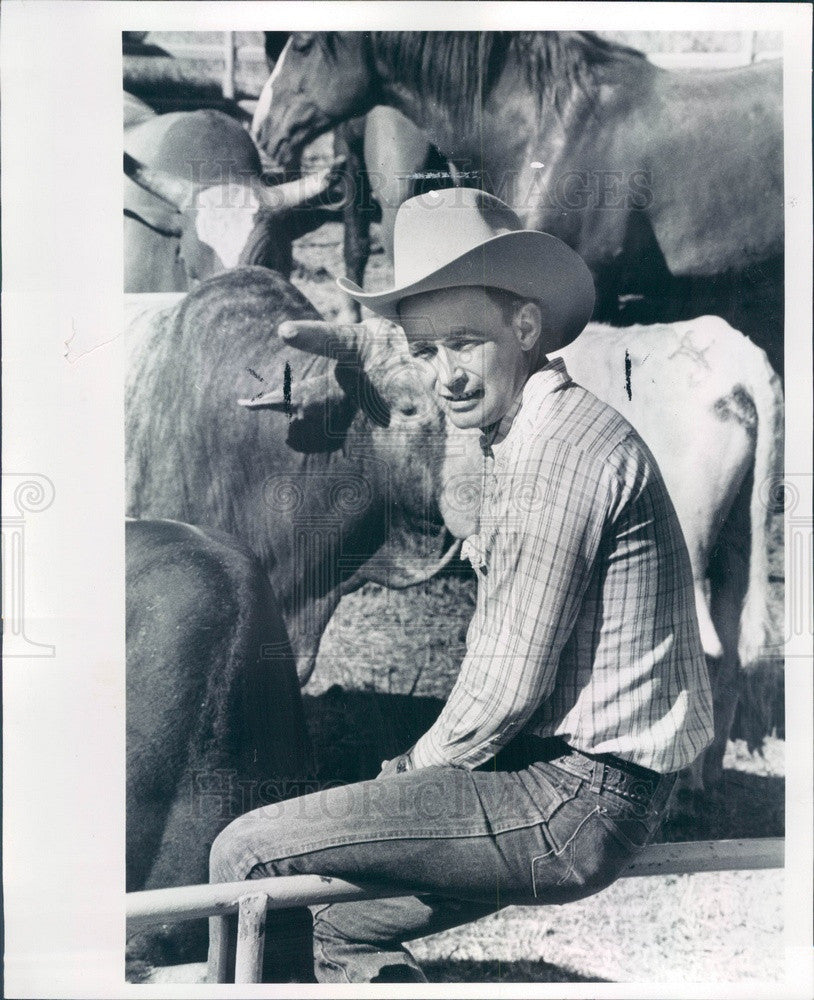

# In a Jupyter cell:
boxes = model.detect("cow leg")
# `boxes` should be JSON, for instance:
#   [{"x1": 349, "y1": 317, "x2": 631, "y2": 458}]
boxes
[
  {"x1": 686, "y1": 477, "x2": 753, "y2": 800},
  {"x1": 658, "y1": 404, "x2": 752, "y2": 810},
  {"x1": 700, "y1": 508, "x2": 751, "y2": 788}
]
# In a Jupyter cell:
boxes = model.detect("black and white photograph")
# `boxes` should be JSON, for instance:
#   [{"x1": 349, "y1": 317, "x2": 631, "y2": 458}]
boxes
[{"x1": 2, "y1": 2, "x2": 812, "y2": 996}]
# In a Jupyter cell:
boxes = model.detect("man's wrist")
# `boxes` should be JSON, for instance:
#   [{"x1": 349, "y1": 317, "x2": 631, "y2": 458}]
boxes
[{"x1": 409, "y1": 737, "x2": 441, "y2": 770}]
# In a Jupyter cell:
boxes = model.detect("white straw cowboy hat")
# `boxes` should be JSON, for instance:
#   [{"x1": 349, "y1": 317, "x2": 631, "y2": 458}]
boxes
[{"x1": 337, "y1": 188, "x2": 595, "y2": 349}]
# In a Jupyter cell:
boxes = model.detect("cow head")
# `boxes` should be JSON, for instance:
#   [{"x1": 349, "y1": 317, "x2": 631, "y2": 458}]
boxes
[
  {"x1": 123, "y1": 151, "x2": 347, "y2": 284},
  {"x1": 238, "y1": 313, "x2": 483, "y2": 590}
]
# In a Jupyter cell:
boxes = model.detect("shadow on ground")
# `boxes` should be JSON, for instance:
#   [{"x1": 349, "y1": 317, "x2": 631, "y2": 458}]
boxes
[
  {"x1": 422, "y1": 958, "x2": 609, "y2": 982},
  {"x1": 662, "y1": 770, "x2": 784, "y2": 842}
]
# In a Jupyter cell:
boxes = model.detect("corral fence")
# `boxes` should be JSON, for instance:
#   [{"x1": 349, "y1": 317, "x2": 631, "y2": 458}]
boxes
[
  {"x1": 127, "y1": 836, "x2": 783, "y2": 984},
  {"x1": 124, "y1": 31, "x2": 783, "y2": 115}
]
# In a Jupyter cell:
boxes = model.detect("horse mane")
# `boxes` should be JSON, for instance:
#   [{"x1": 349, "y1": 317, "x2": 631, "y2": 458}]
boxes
[{"x1": 368, "y1": 31, "x2": 648, "y2": 124}]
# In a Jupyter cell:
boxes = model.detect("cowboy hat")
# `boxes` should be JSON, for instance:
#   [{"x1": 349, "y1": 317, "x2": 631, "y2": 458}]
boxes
[{"x1": 337, "y1": 188, "x2": 595, "y2": 349}]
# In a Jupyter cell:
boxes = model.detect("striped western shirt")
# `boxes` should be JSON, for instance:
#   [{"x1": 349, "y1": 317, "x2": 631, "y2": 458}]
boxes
[{"x1": 411, "y1": 358, "x2": 714, "y2": 774}]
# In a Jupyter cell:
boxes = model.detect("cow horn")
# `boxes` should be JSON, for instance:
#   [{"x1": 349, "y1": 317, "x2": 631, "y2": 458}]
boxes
[
  {"x1": 257, "y1": 159, "x2": 343, "y2": 212},
  {"x1": 277, "y1": 320, "x2": 372, "y2": 361},
  {"x1": 237, "y1": 372, "x2": 346, "y2": 413},
  {"x1": 123, "y1": 152, "x2": 196, "y2": 211}
]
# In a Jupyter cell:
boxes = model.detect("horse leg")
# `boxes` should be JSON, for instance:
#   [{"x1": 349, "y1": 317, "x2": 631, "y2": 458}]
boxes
[
  {"x1": 364, "y1": 106, "x2": 432, "y2": 260},
  {"x1": 334, "y1": 118, "x2": 368, "y2": 322}
]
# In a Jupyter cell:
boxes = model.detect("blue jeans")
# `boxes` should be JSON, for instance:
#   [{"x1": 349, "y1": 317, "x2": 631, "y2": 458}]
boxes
[{"x1": 209, "y1": 739, "x2": 676, "y2": 983}]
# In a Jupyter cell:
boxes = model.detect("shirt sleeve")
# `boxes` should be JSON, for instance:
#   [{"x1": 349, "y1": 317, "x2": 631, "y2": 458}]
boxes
[{"x1": 410, "y1": 437, "x2": 617, "y2": 770}]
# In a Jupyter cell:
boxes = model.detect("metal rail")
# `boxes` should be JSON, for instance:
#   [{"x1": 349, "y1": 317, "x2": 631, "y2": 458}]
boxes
[
  {"x1": 127, "y1": 837, "x2": 783, "y2": 983},
  {"x1": 128, "y1": 32, "x2": 782, "y2": 104},
  {"x1": 136, "y1": 40, "x2": 783, "y2": 71}
]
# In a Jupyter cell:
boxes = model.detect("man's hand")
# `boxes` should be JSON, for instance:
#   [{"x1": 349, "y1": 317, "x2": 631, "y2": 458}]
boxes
[{"x1": 377, "y1": 752, "x2": 412, "y2": 780}]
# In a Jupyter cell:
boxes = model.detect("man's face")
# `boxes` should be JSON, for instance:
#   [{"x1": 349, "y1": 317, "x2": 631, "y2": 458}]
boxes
[{"x1": 399, "y1": 286, "x2": 532, "y2": 429}]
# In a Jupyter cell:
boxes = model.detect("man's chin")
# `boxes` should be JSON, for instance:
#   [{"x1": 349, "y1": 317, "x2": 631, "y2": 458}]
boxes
[{"x1": 445, "y1": 409, "x2": 485, "y2": 430}]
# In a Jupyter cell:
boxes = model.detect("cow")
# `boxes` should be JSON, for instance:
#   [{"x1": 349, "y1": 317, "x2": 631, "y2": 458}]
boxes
[
  {"x1": 554, "y1": 318, "x2": 783, "y2": 792},
  {"x1": 123, "y1": 100, "x2": 346, "y2": 292},
  {"x1": 125, "y1": 267, "x2": 475, "y2": 685},
  {"x1": 126, "y1": 517, "x2": 310, "y2": 970}
]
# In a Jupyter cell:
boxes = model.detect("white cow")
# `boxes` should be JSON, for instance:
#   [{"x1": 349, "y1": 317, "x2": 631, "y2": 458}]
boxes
[{"x1": 554, "y1": 316, "x2": 783, "y2": 789}]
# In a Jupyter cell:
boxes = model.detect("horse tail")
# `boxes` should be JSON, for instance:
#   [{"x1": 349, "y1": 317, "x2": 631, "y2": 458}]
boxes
[{"x1": 738, "y1": 339, "x2": 784, "y2": 672}]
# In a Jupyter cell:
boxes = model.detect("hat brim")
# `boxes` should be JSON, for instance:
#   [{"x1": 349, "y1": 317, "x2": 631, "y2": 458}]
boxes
[{"x1": 337, "y1": 230, "x2": 595, "y2": 350}]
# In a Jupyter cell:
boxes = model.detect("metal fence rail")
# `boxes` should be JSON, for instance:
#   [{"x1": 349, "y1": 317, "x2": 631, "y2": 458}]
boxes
[
  {"x1": 127, "y1": 837, "x2": 783, "y2": 984},
  {"x1": 129, "y1": 32, "x2": 783, "y2": 103}
]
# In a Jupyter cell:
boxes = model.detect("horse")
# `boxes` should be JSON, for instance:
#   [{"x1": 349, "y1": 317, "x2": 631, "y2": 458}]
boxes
[
  {"x1": 253, "y1": 35, "x2": 458, "y2": 319},
  {"x1": 252, "y1": 31, "x2": 784, "y2": 373}
]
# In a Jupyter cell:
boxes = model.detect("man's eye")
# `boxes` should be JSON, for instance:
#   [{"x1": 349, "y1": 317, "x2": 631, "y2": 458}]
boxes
[
  {"x1": 448, "y1": 340, "x2": 476, "y2": 353},
  {"x1": 410, "y1": 344, "x2": 436, "y2": 360}
]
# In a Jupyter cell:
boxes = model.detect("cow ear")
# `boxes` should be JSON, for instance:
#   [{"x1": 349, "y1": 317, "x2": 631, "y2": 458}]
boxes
[
  {"x1": 237, "y1": 369, "x2": 358, "y2": 453},
  {"x1": 238, "y1": 372, "x2": 346, "y2": 416}
]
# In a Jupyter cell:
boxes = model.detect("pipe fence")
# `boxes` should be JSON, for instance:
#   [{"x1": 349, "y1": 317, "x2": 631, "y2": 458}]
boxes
[
  {"x1": 127, "y1": 837, "x2": 784, "y2": 984},
  {"x1": 129, "y1": 31, "x2": 782, "y2": 104}
]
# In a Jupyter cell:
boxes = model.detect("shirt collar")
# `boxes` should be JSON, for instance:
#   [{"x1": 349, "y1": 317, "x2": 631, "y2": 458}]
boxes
[{"x1": 480, "y1": 357, "x2": 571, "y2": 457}]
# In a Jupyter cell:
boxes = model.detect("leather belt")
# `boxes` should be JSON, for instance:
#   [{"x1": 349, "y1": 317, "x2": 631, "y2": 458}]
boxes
[
  {"x1": 572, "y1": 747, "x2": 662, "y2": 784},
  {"x1": 521, "y1": 735, "x2": 664, "y2": 784}
]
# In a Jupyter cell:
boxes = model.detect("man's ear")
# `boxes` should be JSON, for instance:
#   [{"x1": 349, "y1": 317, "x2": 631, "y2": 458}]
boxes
[{"x1": 513, "y1": 301, "x2": 543, "y2": 352}]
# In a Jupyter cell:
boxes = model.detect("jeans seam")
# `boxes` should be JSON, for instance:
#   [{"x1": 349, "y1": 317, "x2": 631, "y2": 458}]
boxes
[
  {"x1": 595, "y1": 805, "x2": 655, "y2": 851},
  {"x1": 313, "y1": 935, "x2": 352, "y2": 984},
  {"x1": 242, "y1": 818, "x2": 573, "y2": 876}
]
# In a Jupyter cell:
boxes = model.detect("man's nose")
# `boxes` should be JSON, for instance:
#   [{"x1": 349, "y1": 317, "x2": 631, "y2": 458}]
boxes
[{"x1": 435, "y1": 346, "x2": 467, "y2": 393}]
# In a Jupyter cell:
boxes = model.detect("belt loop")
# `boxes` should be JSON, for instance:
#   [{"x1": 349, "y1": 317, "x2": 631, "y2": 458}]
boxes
[{"x1": 589, "y1": 759, "x2": 605, "y2": 793}]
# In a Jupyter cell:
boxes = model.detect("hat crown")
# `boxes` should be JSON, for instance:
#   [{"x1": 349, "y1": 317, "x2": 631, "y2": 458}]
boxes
[
  {"x1": 336, "y1": 186, "x2": 595, "y2": 350},
  {"x1": 393, "y1": 188, "x2": 524, "y2": 287}
]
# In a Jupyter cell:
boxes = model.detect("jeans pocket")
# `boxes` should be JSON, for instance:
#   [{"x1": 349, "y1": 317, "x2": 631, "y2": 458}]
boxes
[
  {"x1": 530, "y1": 794, "x2": 656, "y2": 902},
  {"x1": 521, "y1": 760, "x2": 583, "y2": 818},
  {"x1": 595, "y1": 803, "x2": 655, "y2": 852},
  {"x1": 531, "y1": 811, "x2": 593, "y2": 902}
]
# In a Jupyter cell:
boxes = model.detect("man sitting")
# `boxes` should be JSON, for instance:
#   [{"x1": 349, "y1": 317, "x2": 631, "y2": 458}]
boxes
[{"x1": 208, "y1": 188, "x2": 714, "y2": 983}]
